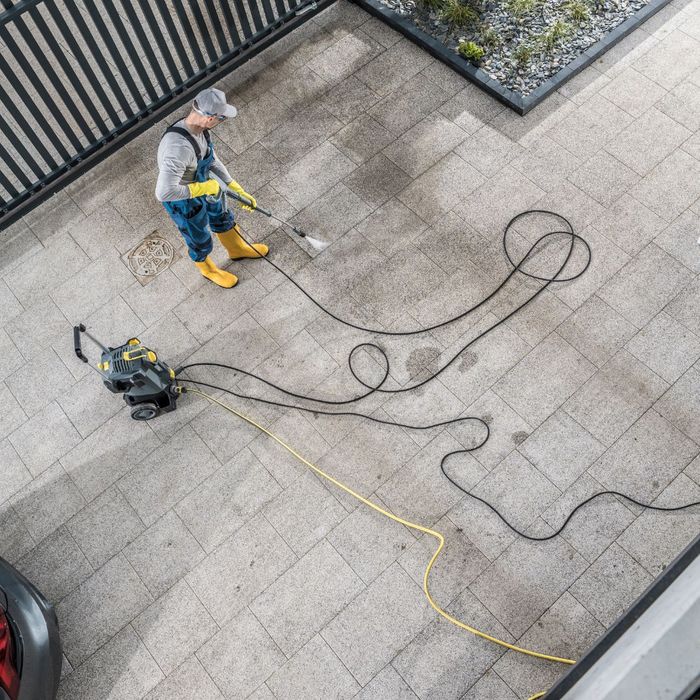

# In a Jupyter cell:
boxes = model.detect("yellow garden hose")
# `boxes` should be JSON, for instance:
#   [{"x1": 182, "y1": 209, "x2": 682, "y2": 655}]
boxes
[{"x1": 183, "y1": 387, "x2": 576, "y2": 671}]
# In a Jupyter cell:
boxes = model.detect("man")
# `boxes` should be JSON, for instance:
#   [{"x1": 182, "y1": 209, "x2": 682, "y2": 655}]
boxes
[{"x1": 155, "y1": 87, "x2": 268, "y2": 288}]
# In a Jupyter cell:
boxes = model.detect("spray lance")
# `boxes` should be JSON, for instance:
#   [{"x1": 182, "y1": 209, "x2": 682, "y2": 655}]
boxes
[{"x1": 214, "y1": 188, "x2": 329, "y2": 252}]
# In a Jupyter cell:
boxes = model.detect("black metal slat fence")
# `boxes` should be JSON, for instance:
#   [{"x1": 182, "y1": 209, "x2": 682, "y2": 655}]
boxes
[{"x1": 0, "y1": 0, "x2": 330, "y2": 230}]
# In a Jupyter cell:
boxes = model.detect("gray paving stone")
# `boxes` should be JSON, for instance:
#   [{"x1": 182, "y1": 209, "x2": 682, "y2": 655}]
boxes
[
  {"x1": 3, "y1": 233, "x2": 89, "y2": 307},
  {"x1": 564, "y1": 350, "x2": 668, "y2": 446},
  {"x1": 631, "y1": 149, "x2": 700, "y2": 221},
  {"x1": 121, "y1": 270, "x2": 191, "y2": 328},
  {"x1": 9, "y1": 401, "x2": 81, "y2": 477},
  {"x1": 0, "y1": 329, "x2": 25, "y2": 384},
  {"x1": 493, "y1": 592, "x2": 604, "y2": 700},
  {"x1": 16, "y1": 527, "x2": 93, "y2": 603},
  {"x1": 67, "y1": 205, "x2": 136, "y2": 261},
  {"x1": 666, "y1": 276, "x2": 700, "y2": 336},
  {"x1": 455, "y1": 125, "x2": 525, "y2": 178},
  {"x1": 393, "y1": 586, "x2": 512, "y2": 700},
  {"x1": 139, "y1": 312, "x2": 200, "y2": 368},
  {"x1": 557, "y1": 295, "x2": 637, "y2": 368},
  {"x1": 24, "y1": 191, "x2": 85, "y2": 244},
  {"x1": 568, "y1": 151, "x2": 640, "y2": 207},
  {"x1": 134, "y1": 579, "x2": 218, "y2": 676},
  {"x1": 437, "y1": 83, "x2": 505, "y2": 135},
  {"x1": 187, "y1": 512, "x2": 296, "y2": 625},
  {"x1": 518, "y1": 410, "x2": 606, "y2": 490},
  {"x1": 123, "y1": 510, "x2": 205, "y2": 598},
  {"x1": 175, "y1": 448, "x2": 280, "y2": 553},
  {"x1": 384, "y1": 114, "x2": 468, "y2": 178},
  {"x1": 272, "y1": 142, "x2": 357, "y2": 210},
  {"x1": 462, "y1": 670, "x2": 518, "y2": 700},
  {"x1": 471, "y1": 451, "x2": 561, "y2": 532},
  {"x1": 598, "y1": 243, "x2": 694, "y2": 329},
  {"x1": 655, "y1": 363, "x2": 700, "y2": 443},
  {"x1": 1, "y1": 438, "x2": 31, "y2": 504},
  {"x1": 356, "y1": 664, "x2": 419, "y2": 699},
  {"x1": 369, "y1": 73, "x2": 450, "y2": 136},
  {"x1": 50, "y1": 247, "x2": 136, "y2": 324},
  {"x1": 320, "y1": 75, "x2": 383, "y2": 124},
  {"x1": 626, "y1": 310, "x2": 700, "y2": 382},
  {"x1": 57, "y1": 554, "x2": 153, "y2": 666},
  {"x1": 493, "y1": 333, "x2": 595, "y2": 428},
  {"x1": 322, "y1": 563, "x2": 434, "y2": 686},
  {"x1": 67, "y1": 486, "x2": 144, "y2": 569},
  {"x1": 469, "y1": 532, "x2": 587, "y2": 637},
  {"x1": 118, "y1": 425, "x2": 218, "y2": 526},
  {"x1": 261, "y1": 105, "x2": 344, "y2": 165},
  {"x1": 606, "y1": 108, "x2": 692, "y2": 176},
  {"x1": 330, "y1": 113, "x2": 396, "y2": 166},
  {"x1": 547, "y1": 95, "x2": 633, "y2": 159},
  {"x1": 197, "y1": 606, "x2": 286, "y2": 697},
  {"x1": 617, "y1": 473, "x2": 700, "y2": 576},
  {"x1": 344, "y1": 153, "x2": 413, "y2": 210},
  {"x1": 0, "y1": 502, "x2": 34, "y2": 563},
  {"x1": 267, "y1": 634, "x2": 361, "y2": 698},
  {"x1": 510, "y1": 136, "x2": 582, "y2": 192},
  {"x1": 355, "y1": 38, "x2": 433, "y2": 96},
  {"x1": 7, "y1": 297, "x2": 70, "y2": 362},
  {"x1": 354, "y1": 197, "x2": 427, "y2": 257},
  {"x1": 654, "y1": 210, "x2": 700, "y2": 273},
  {"x1": 58, "y1": 626, "x2": 162, "y2": 699},
  {"x1": 453, "y1": 166, "x2": 544, "y2": 240},
  {"x1": 327, "y1": 493, "x2": 414, "y2": 584},
  {"x1": 399, "y1": 515, "x2": 489, "y2": 606},
  {"x1": 251, "y1": 539, "x2": 364, "y2": 656},
  {"x1": 61, "y1": 408, "x2": 161, "y2": 502},
  {"x1": 270, "y1": 66, "x2": 331, "y2": 111},
  {"x1": 589, "y1": 408, "x2": 698, "y2": 500},
  {"x1": 569, "y1": 542, "x2": 653, "y2": 626},
  {"x1": 633, "y1": 29, "x2": 700, "y2": 89},
  {"x1": 543, "y1": 473, "x2": 637, "y2": 562},
  {"x1": 656, "y1": 80, "x2": 700, "y2": 130},
  {"x1": 265, "y1": 471, "x2": 348, "y2": 556},
  {"x1": 0, "y1": 280, "x2": 23, "y2": 328},
  {"x1": 145, "y1": 656, "x2": 223, "y2": 700},
  {"x1": 591, "y1": 193, "x2": 667, "y2": 256},
  {"x1": 11, "y1": 462, "x2": 85, "y2": 542},
  {"x1": 598, "y1": 67, "x2": 668, "y2": 117},
  {"x1": 307, "y1": 28, "x2": 383, "y2": 85},
  {"x1": 0, "y1": 383, "x2": 26, "y2": 442}
]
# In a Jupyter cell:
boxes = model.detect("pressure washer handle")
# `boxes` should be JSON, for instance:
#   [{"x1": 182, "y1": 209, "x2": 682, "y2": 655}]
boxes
[
  {"x1": 227, "y1": 189, "x2": 272, "y2": 217},
  {"x1": 74, "y1": 324, "x2": 88, "y2": 363}
]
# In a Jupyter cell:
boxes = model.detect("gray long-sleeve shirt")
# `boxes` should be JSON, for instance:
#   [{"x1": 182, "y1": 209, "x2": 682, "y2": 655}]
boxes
[{"x1": 155, "y1": 119, "x2": 233, "y2": 202}]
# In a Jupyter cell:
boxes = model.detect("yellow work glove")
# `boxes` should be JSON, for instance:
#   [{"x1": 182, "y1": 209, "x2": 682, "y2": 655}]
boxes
[
  {"x1": 188, "y1": 179, "x2": 220, "y2": 198},
  {"x1": 228, "y1": 180, "x2": 257, "y2": 211}
]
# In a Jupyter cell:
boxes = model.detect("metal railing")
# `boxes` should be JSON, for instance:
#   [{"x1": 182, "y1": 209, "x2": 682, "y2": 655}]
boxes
[{"x1": 0, "y1": 0, "x2": 330, "y2": 230}]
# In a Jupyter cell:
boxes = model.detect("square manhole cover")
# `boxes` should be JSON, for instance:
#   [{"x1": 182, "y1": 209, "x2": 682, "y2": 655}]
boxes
[{"x1": 125, "y1": 232, "x2": 179, "y2": 285}]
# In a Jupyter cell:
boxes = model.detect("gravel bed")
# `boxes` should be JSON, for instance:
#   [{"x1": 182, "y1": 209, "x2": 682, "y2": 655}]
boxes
[{"x1": 381, "y1": 0, "x2": 649, "y2": 94}]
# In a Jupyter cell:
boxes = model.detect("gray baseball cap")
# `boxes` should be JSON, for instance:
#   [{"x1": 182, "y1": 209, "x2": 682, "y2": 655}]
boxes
[{"x1": 193, "y1": 87, "x2": 238, "y2": 119}]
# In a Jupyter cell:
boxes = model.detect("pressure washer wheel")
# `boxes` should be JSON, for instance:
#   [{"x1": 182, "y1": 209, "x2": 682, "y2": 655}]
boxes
[{"x1": 130, "y1": 402, "x2": 160, "y2": 421}]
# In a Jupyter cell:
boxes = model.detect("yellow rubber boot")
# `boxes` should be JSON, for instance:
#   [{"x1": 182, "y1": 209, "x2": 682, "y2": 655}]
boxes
[
  {"x1": 194, "y1": 256, "x2": 238, "y2": 288},
  {"x1": 217, "y1": 224, "x2": 269, "y2": 260}
]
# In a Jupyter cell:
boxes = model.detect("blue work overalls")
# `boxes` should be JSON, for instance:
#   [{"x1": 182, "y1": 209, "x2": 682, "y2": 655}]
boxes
[{"x1": 161, "y1": 127, "x2": 235, "y2": 262}]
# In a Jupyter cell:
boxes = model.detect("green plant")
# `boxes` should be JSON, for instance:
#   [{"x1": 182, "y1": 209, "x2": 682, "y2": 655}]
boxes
[
  {"x1": 506, "y1": 0, "x2": 542, "y2": 16},
  {"x1": 479, "y1": 26, "x2": 502, "y2": 48},
  {"x1": 563, "y1": 0, "x2": 590, "y2": 21},
  {"x1": 458, "y1": 40, "x2": 486, "y2": 63},
  {"x1": 417, "y1": 0, "x2": 447, "y2": 12},
  {"x1": 540, "y1": 20, "x2": 573, "y2": 50},
  {"x1": 441, "y1": 0, "x2": 480, "y2": 28},
  {"x1": 512, "y1": 41, "x2": 533, "y2": 65}
]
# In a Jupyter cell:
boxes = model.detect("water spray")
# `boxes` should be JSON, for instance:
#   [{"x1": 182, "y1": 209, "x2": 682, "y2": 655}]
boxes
[{"x1": 225, "y1": 189, "x2": 329, "y2": 252}]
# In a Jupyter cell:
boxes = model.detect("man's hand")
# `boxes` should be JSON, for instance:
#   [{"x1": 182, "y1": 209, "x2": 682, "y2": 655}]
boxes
[
  {"x1": 188, "y1": 179, "x2": 220, "y2": 198},
  {"x1": 228, "y1": 180, "x2": 257, "y2": 211}
]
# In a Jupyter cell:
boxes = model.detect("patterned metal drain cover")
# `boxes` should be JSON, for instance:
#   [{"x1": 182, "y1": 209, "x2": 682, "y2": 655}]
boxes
[{"x1": 126, "y1": 233, "x2": 176, "y2": 284}]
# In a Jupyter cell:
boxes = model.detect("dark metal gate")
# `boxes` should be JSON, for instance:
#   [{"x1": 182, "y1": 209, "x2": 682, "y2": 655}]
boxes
[{"x1": 0, "y1": 0, "x2": 331, "y2": 230}]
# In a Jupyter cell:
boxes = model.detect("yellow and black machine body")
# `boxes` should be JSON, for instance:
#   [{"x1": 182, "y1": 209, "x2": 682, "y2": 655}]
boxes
[{"x1": 73, "y1": 324, "x2": 178, "y2": 421}]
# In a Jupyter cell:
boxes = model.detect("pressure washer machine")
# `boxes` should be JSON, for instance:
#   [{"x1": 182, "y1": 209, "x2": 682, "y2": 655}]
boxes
[{"x1": 73, "y1": 324, "x2": 178, "y2": 421}]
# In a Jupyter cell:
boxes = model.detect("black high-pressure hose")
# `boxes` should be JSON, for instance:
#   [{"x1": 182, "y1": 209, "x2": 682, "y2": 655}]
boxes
[{"x1": 175, "y1": 210, "x2": 700, "y2": 540}]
